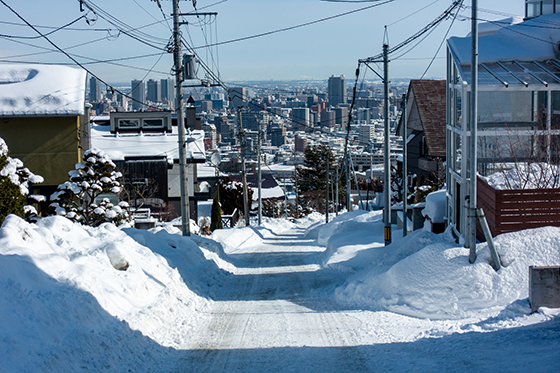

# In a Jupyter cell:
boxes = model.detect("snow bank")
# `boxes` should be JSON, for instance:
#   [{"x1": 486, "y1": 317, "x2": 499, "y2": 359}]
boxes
[
  {"x1": 0, "y1": 215, "x2": 209, "y2": 371},
  {"x1": 335, "y1": 226, "x2": 560, "y2": 319},
  {"x1": 306, "y1": 210, "x2": 389, "y2": 268}
]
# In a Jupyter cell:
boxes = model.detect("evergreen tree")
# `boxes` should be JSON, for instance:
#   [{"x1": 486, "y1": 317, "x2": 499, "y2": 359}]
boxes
[
  {"x1": 218, "y1": 176, "x2": 253, "y2": 216},
  {"x1": 0, "y1": 137, "x2": 44, "y2": 224},
  {"x1": 210, "y1": 193, "x2": 223, "y2": 231},
  {"x1": 296, "y1": 145, "x2": 337, "y2": 214},
  {"x1": 50, "y1": 148, "x2": 130, "y2": 227},
  {"x1": 297, "y1": 145, "x2": 335, "y2": 192}
]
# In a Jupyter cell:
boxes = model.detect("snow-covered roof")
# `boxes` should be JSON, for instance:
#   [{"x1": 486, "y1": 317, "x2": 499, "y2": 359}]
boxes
[
  {"x1": 448, "y1": 13, "x2": 560, "y2": 88},
  {"x1": 0, "y1": 64, "x2": 86, "y2": 116},
  {"x1": 251, "y1": 185, "x2": 285, "y2": 201},
  {"x1": 465, "y1": 17, "x2": 524, "y2": 38},
  {"x1": 90, "y1": 123, "x2": 205, "y2": 162},
  {"x1": 448, "y1": 13, "x2": 560, "y2": 66}
]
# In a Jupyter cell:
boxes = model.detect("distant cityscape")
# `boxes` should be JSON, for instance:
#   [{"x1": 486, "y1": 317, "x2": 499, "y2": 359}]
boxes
[{"x1": 87, "y1": 75, "x2": 410, "y2": 185}]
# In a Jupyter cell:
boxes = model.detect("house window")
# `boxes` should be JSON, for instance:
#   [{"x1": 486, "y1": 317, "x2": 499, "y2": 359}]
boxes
[
  {"x1": 142, "y1": 118, "x2": 164, "y2": 129},
  {"x1": 118, "y1": 118, "x2": 140, "y2": 129}
]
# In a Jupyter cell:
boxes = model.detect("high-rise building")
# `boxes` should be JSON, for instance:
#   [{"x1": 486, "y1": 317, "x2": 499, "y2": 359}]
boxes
[
  {"x1": 228, "y1": 87, "x2": 248, "y2": 109},
  {"x1": 131, "y1": 79, "x2": 145, "y2": 111},
  {"x1": 358, "y1": 124, "x2": 375, "y2": 145},
  {"x1": 328, "y1": 75, "x2": 347, "y2": 107},
  {"x1": 294, "y1": 135, "x2": 308, "y2": 153},
  {"x1": 147, "y1": 79, "x2": 161, "y2": 103},
  {"x1": 160, "y1": 78, "x2": 175, "y2": 109},
  {"x1": 271, "y1": 126, "x2": 287, "y2": 147},
  {"x1": 334, "y1": 106, "x2": 348, "y2": 129},
  {"x1": 320, "y1": 110, "x2": 336, "y2": 128},
  {"x1": 292, "y1": 108, "x2": 310, "y2": 131},
  {"x1": 89, "y1": 76, "x2": 101, "y2": 103}
]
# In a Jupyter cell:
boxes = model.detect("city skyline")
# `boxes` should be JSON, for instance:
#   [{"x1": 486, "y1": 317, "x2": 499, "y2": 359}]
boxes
[{"x1": 0, "y1": 0, "x2": 524, "y2": 85}]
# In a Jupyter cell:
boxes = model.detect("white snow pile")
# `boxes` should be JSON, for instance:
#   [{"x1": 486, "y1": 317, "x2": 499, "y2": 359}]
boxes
[
  {"x1": 333, "y1": 225, "x2": 560, "y2": 319},
  {"x1": 422, "y1": 188, "x2": 447, "y2": 223},
  {"x1": 482, "y1": 163, "x2": 560, "y2": 190},
  {"x1": 0, "y1": 215, "x2": 211, "y2": 372},
  {"x1": 309, "y1": 210, "x2": 388, "y2": 268}
]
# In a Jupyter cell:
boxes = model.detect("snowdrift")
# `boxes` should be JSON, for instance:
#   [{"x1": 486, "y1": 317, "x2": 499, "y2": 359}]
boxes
[
  {"x1": 0, "y1": 215, "x2": 211, "y2": 372},
  {"x1": 334, "y1": 226, "x2": 560, "y2": 319}
]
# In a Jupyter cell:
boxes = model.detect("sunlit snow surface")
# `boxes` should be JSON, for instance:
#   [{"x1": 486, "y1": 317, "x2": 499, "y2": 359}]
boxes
[{"x1": 0, "y1": 210, "x2": 559, "y2": 372}]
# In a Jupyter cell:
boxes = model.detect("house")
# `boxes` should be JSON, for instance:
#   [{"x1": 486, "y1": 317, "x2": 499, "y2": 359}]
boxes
[
  {"x1": 445, "y1": 11, "x2": 560, "y2": 237},
  {"x1": 0, "y1": 64, "x2": 89, "y2": 203},
  {"x1": 90, "y1": 110, "x2": 206, "y2": 221},
  {"x1": 396, "y1": 80, "x2": 446, "y2": 181}
]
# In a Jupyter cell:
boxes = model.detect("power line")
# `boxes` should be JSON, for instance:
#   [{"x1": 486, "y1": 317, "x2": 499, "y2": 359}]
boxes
[
  {"x1": 360, "y1": 0, "x2": 464, "y2": 63},
  {"x1": 191, "y1": 0, "x2": 394, "y2": 50},
  {"x1": 80, "y1": 0, "x2": 170, "y2": 51},
  {"x1": 386, "y1": 0, "x2": 440, "y2": 27},
  {"x1": 0, "y1": 15, "x2": 86, "y2": 39},
  {"x1": 420, "y1": 0, "x2": 462, "y2": 79}
]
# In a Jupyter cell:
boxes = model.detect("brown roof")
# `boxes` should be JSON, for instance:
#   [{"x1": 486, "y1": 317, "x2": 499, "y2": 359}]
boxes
[{"x1": 409, "y1": 79, "x2": 446, "y2": 158}]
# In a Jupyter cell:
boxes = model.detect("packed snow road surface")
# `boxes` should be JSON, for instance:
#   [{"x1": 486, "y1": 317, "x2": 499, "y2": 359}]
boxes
[{"x1": 181, "y1": 228, "x2": 371, "y2": 372}]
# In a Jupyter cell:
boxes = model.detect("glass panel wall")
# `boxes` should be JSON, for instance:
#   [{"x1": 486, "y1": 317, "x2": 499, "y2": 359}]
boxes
[{"x1": 543, "y1": 0, "x2": 554, "y2": 14}]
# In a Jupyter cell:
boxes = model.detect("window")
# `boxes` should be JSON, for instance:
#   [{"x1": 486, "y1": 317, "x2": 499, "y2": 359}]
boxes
[
  {"x1": 526, "y1": 1, "x2": 541, "y2": 17},
  {"x1": 543, "y1": 0, "x2": 554, "y2": 14},
  {"x1": 142, "y1": 118, "x2": 164, "y2": 129},
  {"x1": 118, "y1": 119, "x2": 140, "y2": 128}
]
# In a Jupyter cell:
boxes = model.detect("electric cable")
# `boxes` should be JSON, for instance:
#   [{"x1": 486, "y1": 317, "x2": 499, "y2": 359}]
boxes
[
  {"x1": 360, "y1": 0, "x2": 464, "y2": 63},
  {"x1": 191, "y1": 0, "x2": 394, "y2": 50},
  {"x1": 0, "y1": 15, "x2": 86, "y2": 39},
  {"x1": 420, "y1": 1, "x2": 462, "y2": 79}
]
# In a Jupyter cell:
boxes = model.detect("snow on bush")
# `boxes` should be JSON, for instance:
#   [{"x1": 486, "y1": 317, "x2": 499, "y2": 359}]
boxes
[
  {"x1": 483, "y1": 163, "x2": 560, "y2": 190},
  {"x1": 50, "y1": 148, "x2": 130, "y2": 226},
  {"x1": 0, "y1": 136, "x2": 44, "y2": 223}
]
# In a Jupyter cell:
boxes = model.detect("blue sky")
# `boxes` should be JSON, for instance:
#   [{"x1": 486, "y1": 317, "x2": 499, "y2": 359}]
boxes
[{"x1": 0, "y1": 0, "x2": 525, "y2": 84}]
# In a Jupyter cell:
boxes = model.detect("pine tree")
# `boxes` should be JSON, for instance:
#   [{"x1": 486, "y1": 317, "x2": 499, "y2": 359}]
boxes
[
  {"x1": 50, "y1": 148, "x2": 130, "y2": 227},
  {"x1": 210, "y1": 193, "x2": 223, "y2": 231},
  {"x1": 218, "y1": 176, "x2": 253, "y2": 215},
  {"x1": 296, "y1": 145, "x2": 337, "y2": 214},
  {"x1": 0, "y1": 137, "x2": 44, "y2": 224}
]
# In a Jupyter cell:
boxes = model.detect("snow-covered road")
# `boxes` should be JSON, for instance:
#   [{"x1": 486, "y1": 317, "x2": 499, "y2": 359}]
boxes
[
  {"x1": 179, "y1": 228, "x2": 373, "y2": 371},
  {"x1": 174, "y1": 223, "x2": 560, "y2": 372}
]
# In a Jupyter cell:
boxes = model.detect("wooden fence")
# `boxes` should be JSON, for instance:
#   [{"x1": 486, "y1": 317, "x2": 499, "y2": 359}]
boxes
[{"x1": 477, "y1": 176, "x2": 560, "y2": 241}]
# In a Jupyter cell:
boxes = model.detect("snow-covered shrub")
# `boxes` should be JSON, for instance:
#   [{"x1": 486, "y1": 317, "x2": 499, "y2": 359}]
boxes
[
  {"x1": 0, "y1": 137, "x2": 44, "y2": 224},
  {"x1": 50, "y1": 148, "x2": 130, "y2": 227}
]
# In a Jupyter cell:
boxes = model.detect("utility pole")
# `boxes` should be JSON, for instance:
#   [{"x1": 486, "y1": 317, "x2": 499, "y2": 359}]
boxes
[
  {"x1": 257, "y1": 127, "x2": 262, "y2": 226},
  {"x1": 326, "y1": 153, "x2": 330, "y2": 224},
  {"x1": 468, "y1": 0, "x2": 479, "y2": 262},
  {"x1": 402, "y1": 93, "x2": 408, "y2": 237},
  {"x1": 383, "y1": 42, "x2": 391, "y2": 246},
  {"x1": 238, "y1": 108, "x2": 250, "y2": 227},
  {"x1": 335, "y1": 167, "x2": 339, "y2": 216},
  {"x1": 346, "y1": 157, "x2": 352, "y2": 212},
  {"x1": 173, "y1": 0, "x2": 190, "y2": 236}
]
